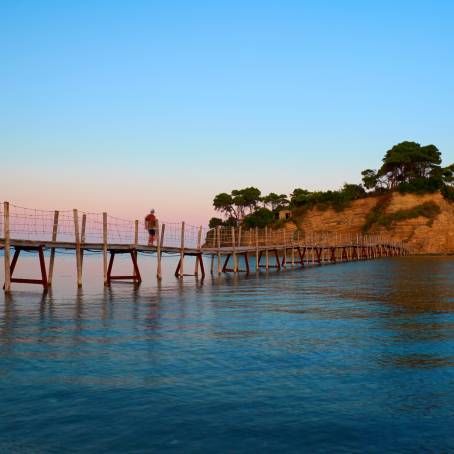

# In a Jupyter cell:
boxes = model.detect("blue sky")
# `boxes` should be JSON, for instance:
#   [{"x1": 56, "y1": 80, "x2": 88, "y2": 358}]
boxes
[{"x1": 1, "y1": 0, "x2": 453, "y2": 223}]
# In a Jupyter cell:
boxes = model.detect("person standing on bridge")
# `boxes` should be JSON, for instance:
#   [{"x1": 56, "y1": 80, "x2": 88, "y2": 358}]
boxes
[{"x1": 145, "y1": 209, "x2": 158, "y2": 246}]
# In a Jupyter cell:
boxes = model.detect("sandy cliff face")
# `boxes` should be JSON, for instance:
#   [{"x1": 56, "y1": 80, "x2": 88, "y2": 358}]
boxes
[{"x1": 292, "y1": 192, "x2": 454, "y2": 255}]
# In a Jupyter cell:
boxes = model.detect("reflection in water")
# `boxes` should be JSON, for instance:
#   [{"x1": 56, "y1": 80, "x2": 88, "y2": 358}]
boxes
[{"x1": 0, "y1": 255, "x2": 454, "y2": 452}]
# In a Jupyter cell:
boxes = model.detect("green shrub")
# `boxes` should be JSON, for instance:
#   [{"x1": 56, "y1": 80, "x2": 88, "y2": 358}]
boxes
[
  {"x1": 363, "y1": 199, "x2": 440, "y2": 232},
  {"x1": 208, "y1": 217, "x2": 224, "y2": 229},
  {"x1": 362, "y1": 195, "x2": 392, "y2": 232},
  {"x1": 242, "y1": 208, "x2": 275, "y2": 228},
  {"x1": 441, "y1": 185, "x2": 454, "y2": 202},
  {"x1": 398, "y1": 177, "x2": 443, "y2": 194}
]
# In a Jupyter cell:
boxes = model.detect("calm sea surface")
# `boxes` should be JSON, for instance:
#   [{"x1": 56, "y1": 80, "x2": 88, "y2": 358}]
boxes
[{"x1": 0, "y1": 254, "x2": 454, "y2": 453}]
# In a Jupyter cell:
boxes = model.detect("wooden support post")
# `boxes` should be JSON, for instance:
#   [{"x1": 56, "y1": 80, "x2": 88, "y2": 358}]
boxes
[
  {"x1": 265, "y1": 226, "x2": 269, "y2": 270},
  {"x1": 134, "y1": 220, "x2": 139, "y2": 246},
  {"x1": 48, "y1": 210, "x2": 59, "y2": 286},
  {"x1": 255, "y1": 227, "x2": 259, "y2": 271},
  {"x1": 177, "y1": 222, "x2": 185, "y2": 278},
  {"x1": 3, "y1": 202, "x2": 11, "y2": 293},
  {"x1": 106, "y1": 249, "x2": 142, "y2": 284},
  {"x1": 222, "y1": 254, "x2": 231, "y2": 273},
  {"x1": 73, "y1": 209, "x2": 82, "y2": 287},
  {"x1": 282, "y1": 229, "x2": 286, "y2": 267},
  {"x1": 194, "y1": 225, "x2": 202, "y2": 275},
  {"x1": 157, "y1": 222, "x2": 164, "y2": 280},
  {"x1": 232, "y1": 227, "x2": 238, "y2": 272},
  {"x1": 103, "y1": 212, "x2": 108, "y2": 285},
  {"x1": 291, "y1": 236, "x2": 295, "y2": 267},
  {"x1": 217, "y1": 226, "x2": 221, "y2": 275},
  {"x1": 80, "y1": 213, "x2": 86, "y2": 268}
]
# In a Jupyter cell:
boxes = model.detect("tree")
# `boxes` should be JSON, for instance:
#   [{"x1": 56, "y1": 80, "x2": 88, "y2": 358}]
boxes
[
  {"x1": 243, "y1": 208, "x2": 275, "y2": 228},
  {"x1": 361, "y1": 169, "x2": 379, "y2": 190},
  {"x1": 441, "y1": 163, "x2": 454, "y2": 185},
  {"x1": 208, "y1": 217, "x2": 224, "y2": 229},
  {"x1": 231, "y1": 187, "x2": 262, "y2": 217},
  {"x1": 213, "y1": 188, "x2": 261, "y2": 221},
  {"x1": 289, "y1": 188, "x2": 311, "y2": 207},
  {"x1": 341, "y1": 183, "x2": 366, "y2": 200},
  {"x1": 262, "y1": 192, "x2": 289, "y2": 211},
  {"x1": 361, "y1": 141, "x2": 450, "y2": 193},
  {"x1": 213, "y1": 192, "x2": 238, "y2": 219},
  {"x1": 378, "y1": 141, "x2": 442, "y2": 188}
]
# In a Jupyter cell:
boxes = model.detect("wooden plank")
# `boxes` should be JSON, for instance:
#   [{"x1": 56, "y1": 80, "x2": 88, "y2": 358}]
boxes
[
  {"x1": 3, "y1": 202, "x2": 11, "y2": 292},
  {"x1": 48, "y1": 210, "x2": 59, "y2": 286}
]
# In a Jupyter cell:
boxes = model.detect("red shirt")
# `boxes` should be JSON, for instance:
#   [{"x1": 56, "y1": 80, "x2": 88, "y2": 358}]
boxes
[{"x1": 145, "y1": 213, "x2": 156, "y2": 229}]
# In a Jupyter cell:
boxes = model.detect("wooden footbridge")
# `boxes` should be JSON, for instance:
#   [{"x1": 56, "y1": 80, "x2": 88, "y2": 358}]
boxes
[{"x1": 0, "y1": 202, "x2": 408, "y2": 292}]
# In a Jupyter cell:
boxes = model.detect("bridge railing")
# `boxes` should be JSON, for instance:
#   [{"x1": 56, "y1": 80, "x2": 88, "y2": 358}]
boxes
[
  {"x1": 0, "y1": 203, "x2": 213, "y2": 251},
  {"x1": 0, "y1": 202, "x2": 406, "y2": 252},
  {"x1": 203, "y1": 225, "x2": 405, "y2": 250}
]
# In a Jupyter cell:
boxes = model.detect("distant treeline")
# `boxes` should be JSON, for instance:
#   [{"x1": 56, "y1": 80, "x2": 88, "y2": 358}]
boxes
[{"x1": 209, "y1": 141, "x2": 454, "y2": 229}]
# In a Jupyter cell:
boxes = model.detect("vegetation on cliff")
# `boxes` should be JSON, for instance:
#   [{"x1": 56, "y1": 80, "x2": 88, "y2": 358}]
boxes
[
  {"x1": 209, "y1": 141, "x2": 454, "y2": 229},
  {"x1": 363, "y1": 198, "x2": 441, "y2": 232}
]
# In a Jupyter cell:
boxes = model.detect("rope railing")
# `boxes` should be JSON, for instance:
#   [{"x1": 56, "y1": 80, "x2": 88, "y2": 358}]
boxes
[
  {"x1": 0, "y1": 202, "x2": 406, "y2": 252},
  {"x1": 202, "y1": 225, "x2": 405, "y2": 250},
  {"x1": 0, "y1": 203, "x2": 212, "y2": 250}
]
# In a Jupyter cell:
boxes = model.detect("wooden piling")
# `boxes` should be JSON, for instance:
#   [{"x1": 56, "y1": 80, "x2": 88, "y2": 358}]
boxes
[
  {"x1": 3, "y1": 202, "x2": 11, "y2": 293},
  {"x1": 134, "y1": 220, "x2": 139, "y2": 246},
  {"x1": 282, "y1": 229, "x2": 286, "y2": 267},
  {"x1": 48, "y1": 210, "x2": 59, "y2": 286},
  {"x1": 291, "y1": 234, "x2": 295, "y2": 267},
  {"x1": 195, "y1": 225, "x2": 202, "y2": 275},
  {"x1": 265, "y1": 226, "x2": 269, "y2": 270},
  {"x1": 232, "y1": 227, "x2": 238, "y2": 272},
  {"x1": 157, "y1": 223, "x2": 164, "y2": 280},
  {"x1": 216, "y1": 226, "x2": 221, "y2": 275},
  {"x1": 178, "y1": 222, "x2": 185, "y2": 278},
  {"x1": 73, "y1": 209, "x2": 82, "y2": 287},
  {"x1": 103, "y1": 212, "x2": 108, "y2": 285},
  {"x1": 80, "y1": 213, "x2": 86, "y2": 269},
  {"x1": 255, "y1": 227, "x2": 259, "y2": 271}
]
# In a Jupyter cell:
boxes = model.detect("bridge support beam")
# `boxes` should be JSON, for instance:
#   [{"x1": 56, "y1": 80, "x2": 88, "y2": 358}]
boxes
[
  {"x1": 3, "y1": 246, "x2": 48, "y2": 291},
  {"x1": 282, "y1": 246, "x2": 305, "y2": 267},
  {"x1": 257, "y1": 249, "x2": 281, "y2": 270},
  {"x1": 222, "y1": 252, "x2": 250, "y2": 274},
  {"x1": 315, "y1": 248, "x2": 322, "y2": 265},
  {"x1": 106, "y1": 249, "x2": 142, "y2": 284},
  {"x1": 175, "y1": 252, "x2": 205, "y2": 279}
]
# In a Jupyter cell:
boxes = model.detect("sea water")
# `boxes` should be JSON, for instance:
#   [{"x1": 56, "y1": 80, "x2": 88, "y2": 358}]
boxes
[{"x1": 0, "y1": 254, "x2": 454, "y2": 452}]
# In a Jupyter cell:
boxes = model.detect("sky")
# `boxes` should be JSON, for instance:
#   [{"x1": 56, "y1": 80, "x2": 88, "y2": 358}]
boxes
[{"x1": 1, "y1": 0, "x2": 454, "y2": 225}]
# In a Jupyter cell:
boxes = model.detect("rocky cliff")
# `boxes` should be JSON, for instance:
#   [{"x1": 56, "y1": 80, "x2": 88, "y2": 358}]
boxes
[{"x1": 291, "y1": 192, "x2": 454, "y2": 255}]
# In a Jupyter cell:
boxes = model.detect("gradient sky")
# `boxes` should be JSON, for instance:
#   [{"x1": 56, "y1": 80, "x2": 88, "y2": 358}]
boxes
[{"x1": 2, "y1": 1, "x2": 454, "y2": 224}]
